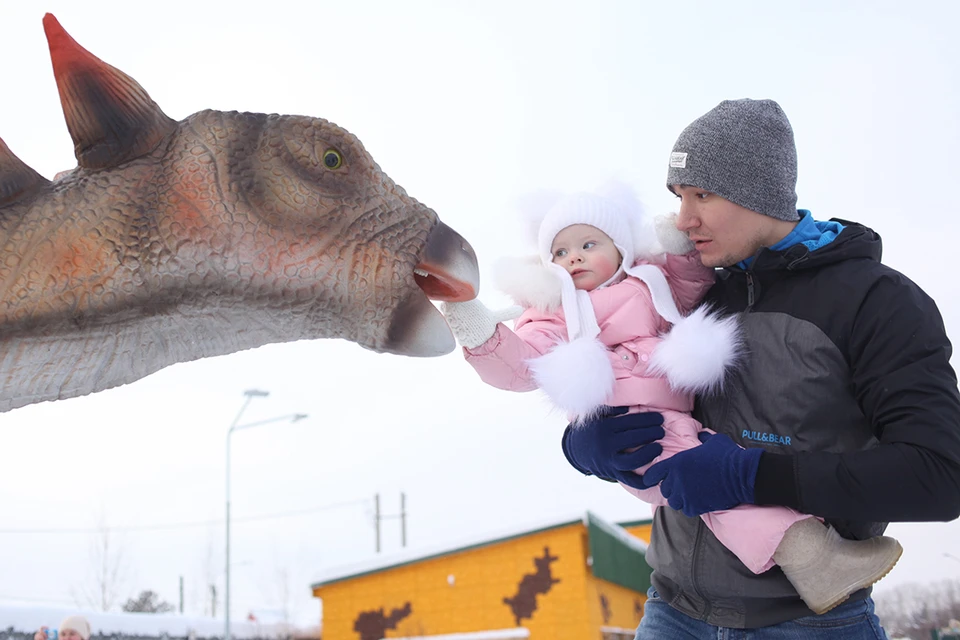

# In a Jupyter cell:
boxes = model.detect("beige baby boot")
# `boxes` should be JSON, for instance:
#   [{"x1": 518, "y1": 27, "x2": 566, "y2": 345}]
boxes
[{"x1": 772, "y1": 517, "x2": 902, "y2": 615}]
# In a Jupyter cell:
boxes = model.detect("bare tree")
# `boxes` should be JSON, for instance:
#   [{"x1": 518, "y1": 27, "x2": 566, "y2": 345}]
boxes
[
  {"x1": 875, "y1": 579, "x2": 960, "y2": 639},
  {"x1": 274, "y1": 566, "x2": 292, "y2": 626},
  {"x1": 191, "y1": 525, "x2": 220, "y2": 617},
  {"x1": 74, "y1": 511, "x2": 131, "y2": 611},
  {"x1": 255, "y1": 558, "x2": 295, "y2": 631}
]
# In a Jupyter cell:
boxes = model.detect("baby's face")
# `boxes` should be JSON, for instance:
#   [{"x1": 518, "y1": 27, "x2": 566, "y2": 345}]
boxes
[{"x1": 550, "y1": 224, "x2": 622, "y2": 291}]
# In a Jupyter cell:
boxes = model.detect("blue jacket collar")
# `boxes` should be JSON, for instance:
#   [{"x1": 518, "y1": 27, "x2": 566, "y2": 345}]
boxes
[{"x1": 738, "y1": 210, "x2": 844, "y2": 270}]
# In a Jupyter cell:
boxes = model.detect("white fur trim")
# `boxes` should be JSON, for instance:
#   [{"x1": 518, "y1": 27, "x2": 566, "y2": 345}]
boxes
[
  {"x1": 528, "y1": 336, "x2": 614, "y2": 420},
  {"x1": 648, "y1": 306, "x2": 742, "y2": 394},
  {"x1": 493, "y1": 256, "x2": 563, "y2": 313},
  {"x1": 492, "y1": 257, "x2": 600, "y2": 341}
]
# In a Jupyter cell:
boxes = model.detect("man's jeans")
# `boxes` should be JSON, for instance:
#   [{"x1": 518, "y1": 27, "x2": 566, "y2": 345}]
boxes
[{"x1": 635, "y1": 588, "x2": 889, "y2": 639}]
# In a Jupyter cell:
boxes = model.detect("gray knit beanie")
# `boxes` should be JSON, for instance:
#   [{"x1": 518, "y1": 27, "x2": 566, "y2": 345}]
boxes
[{"x1": 666, "y1": 99, "x2": 799, "y2": 222}]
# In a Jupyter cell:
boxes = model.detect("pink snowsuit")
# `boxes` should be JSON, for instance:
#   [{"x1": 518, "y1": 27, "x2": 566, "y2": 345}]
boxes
[{"x1": 463, "y1": 252, "x2": 810, "y2": 574}]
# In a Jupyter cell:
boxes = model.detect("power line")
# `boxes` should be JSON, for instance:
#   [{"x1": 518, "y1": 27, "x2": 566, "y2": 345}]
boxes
[
  {"x1": 0, "y1": 498, "x2": 370, "y2": 535},
  {"x1": 0, "y1": 593, "x2": 77, "y2": 606}
]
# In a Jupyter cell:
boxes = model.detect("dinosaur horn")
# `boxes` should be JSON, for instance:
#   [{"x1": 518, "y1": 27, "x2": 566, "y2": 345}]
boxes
[
  {"x1": 0, "y1": 137, "x2": 51, "y2": 207},
  {"x1": 43, "y1": 13, "x2": 177, "y2": 170}
]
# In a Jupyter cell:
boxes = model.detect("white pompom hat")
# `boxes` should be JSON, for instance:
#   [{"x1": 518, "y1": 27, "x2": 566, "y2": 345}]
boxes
[
  {"x1": 537, "y1": 193, "x2": 634, "y2": 272},
  {"x1": 533, "y1": 186, "x2": 683, "y2": 342},
  {"x1": 535, "y1": 183, "x2": 660, "y2": 275}
]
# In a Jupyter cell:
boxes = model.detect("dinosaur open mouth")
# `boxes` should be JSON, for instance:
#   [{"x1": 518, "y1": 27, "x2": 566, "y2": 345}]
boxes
[
  {"x1": 414, "y1": 220, "x2": 479, "y2": 302},
  {"x1": 413, "y1": 267, "x2": 472, "y2": 300},
  {"x1": 382, "y1": 220, "x2": 479, "y2": 357}
]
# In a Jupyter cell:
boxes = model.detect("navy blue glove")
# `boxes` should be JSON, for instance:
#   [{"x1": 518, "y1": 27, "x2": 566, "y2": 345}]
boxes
[
  {"x1": 642, "y1": 432, "x2": 762, "y2": 517},
  {"x1": 561, "y1": 407, "x2": 665, "y2": 489}
]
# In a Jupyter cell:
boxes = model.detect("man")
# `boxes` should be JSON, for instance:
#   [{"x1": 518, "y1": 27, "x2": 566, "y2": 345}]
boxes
[{"x1": 562, "y1": 98, "x2": 960, "y2": 639}]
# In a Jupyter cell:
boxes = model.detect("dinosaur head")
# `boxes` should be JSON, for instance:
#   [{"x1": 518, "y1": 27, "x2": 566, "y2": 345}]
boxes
[
  {"x1": 181, "y1": 109, "x2": 479, "y2": 358},
  {"x1": 0, "y1": 15, "x2": 480, "y2": 411},
  {"x1": 39, "y1": 13, "x2": 477, "y2": 358}
]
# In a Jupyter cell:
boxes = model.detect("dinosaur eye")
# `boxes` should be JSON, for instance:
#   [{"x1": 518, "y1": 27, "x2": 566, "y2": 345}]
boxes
[{"x1": 323, "y1": 149, "x2": 343, "y2": 169}]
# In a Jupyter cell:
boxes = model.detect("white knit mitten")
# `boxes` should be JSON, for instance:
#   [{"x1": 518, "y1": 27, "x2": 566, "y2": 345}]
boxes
[
  {"x1": 441, "y1": 300, "x2": 522, "y2": 349},
  {"x1": 655, "y1": 213, "x2": 695, "y2": 255}
]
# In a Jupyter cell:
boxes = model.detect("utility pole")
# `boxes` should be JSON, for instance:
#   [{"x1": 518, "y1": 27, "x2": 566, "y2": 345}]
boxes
[
  {"x1": 374, "y1": 493, "x2": 381, "y2": 553},
  {"x1": 179, "y1": 576, "x2": 184, "y2": 614},
  {"x1": 400, "y1": 492, "x2": 407, "y2": 548},
  {"x1": 374, "y1": 492, "x2": 408, "y2": 552},
  {"x1": 211, "y1": 584, "x2": 217, "y2": 617},
  {"x1": 224, "y1": 390, "x2": 307, "y2": 640}
]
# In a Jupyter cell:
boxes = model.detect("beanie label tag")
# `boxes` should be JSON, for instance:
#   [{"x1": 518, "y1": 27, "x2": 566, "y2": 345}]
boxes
[{"x1": 669, "y1": 152, "x2": 688, "y2": 168}]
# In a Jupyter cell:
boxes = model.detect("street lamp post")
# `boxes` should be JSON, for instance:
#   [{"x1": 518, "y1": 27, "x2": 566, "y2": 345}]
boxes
[{"x1": 224, "y1": 389, "x2": 307, "y2": 640}]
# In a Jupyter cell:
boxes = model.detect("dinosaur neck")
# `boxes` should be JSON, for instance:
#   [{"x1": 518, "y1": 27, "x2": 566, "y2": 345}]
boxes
[
  {"x1": 0, "y1": 174, "x2": 289, "y2": 412},
  {"x1": 0, "y1": 303, "x2": 300, "y2": 413}
]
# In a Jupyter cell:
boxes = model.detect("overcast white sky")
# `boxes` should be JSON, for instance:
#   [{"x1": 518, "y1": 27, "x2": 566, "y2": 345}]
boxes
[{"x1": 1, "y1": 0, "x2": 958, "y2": 628}]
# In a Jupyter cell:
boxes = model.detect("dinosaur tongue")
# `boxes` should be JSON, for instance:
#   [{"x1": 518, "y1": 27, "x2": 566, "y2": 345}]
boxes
[{"x1": 414, "y1": 220, "x2": 479, "y2": 301}]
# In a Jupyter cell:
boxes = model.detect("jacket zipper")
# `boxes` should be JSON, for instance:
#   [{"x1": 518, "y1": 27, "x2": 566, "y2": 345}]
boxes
[
  {"x1": 746, "y1": 272, "x2": 756, "y2": 310},
  {"x1": 692, "y1": 518, "x2": 712, "y2": 621}
]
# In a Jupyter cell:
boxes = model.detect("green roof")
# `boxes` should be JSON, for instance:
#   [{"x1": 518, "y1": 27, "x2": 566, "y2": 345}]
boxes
[
  {"x1": 615, "y1": 517, "x2": 654, "y2": 529},
  {"x1": 587, "y1": 512, "x2": 653, "y2": 593}
]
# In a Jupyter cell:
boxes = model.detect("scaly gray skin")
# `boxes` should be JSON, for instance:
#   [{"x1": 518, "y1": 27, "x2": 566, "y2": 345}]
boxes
[{"x1": 0, "y1": 15, "x2": 478, "y2": 413}]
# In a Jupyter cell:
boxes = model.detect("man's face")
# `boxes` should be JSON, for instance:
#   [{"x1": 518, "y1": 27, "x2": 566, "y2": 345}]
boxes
[
  {"x1": 550, "y1": 224, "x2": 622, "y2": 291},
  {"x1": 60, "y1": 631, "x2": 83, "y2": 640},
  {"x1": 672, "y1": 185, "x2": 777, "y2": 267}
]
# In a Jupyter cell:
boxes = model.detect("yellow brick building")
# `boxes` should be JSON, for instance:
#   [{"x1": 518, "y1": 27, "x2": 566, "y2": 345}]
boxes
[{"x1": 311, "y1": 512, "x2": 654, "y2": 640}]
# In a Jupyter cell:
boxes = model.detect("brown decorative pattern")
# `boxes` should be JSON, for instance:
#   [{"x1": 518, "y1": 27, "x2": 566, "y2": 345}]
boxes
[
  {"x1": 353, "y1": 601, "x2": 413, "y2": 640},
  {"x1": 502, "y1": 546, "x2": 561, "y2": 626},
  {"x1": 599, "y1": 593, "x2": 611, "y2": 624}
]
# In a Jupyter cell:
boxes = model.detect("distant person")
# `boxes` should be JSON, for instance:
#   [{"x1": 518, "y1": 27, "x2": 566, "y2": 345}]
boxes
[
  {"x1": 561, "y1": 99, "x2": 960, "y2": 638},
  {"x1": 35, "y1": 616, "x2": 91, "y2": 640},
  {"x1": 441, "y1": 185, "x2": 901, "y2": 616}
]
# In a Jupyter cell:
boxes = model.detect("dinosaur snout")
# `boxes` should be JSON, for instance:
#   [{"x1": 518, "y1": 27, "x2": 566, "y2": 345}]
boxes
[
  {"x1": 413, "y1": 220, "x2": 479, "y2": 302},
  {"x1": 381, "y1": 219, "x2": 479, "y2": 357}
]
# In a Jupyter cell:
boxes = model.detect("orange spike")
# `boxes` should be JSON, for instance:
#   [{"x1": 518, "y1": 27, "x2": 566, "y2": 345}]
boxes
[
  {"x1": 43, "y1": 14, "x2": 177, "y2": 170},
  {"x1": 0, "y1": 137, "x2": 50, "y2": 207}
]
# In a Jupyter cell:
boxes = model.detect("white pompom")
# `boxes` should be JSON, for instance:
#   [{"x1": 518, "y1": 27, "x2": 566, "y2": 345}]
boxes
[
  {"x1": 528, "y1": 336, "x2": 615, "y2": 420},
  {"x1": 654, "y1": 212, "x2": 695, "y2": 255},
  {"x1": 594, "y1": 180, "x2": 662, "y2": 262},
  {"x1": 631, "y1": 213, "x2": 663, "y2": 262},
  {"x1": 513, "y1": 190, "x2": 564, "y2": 247},
  {"x1": 648, "y1": 306, "x2": 743, "y2": 394},
  {"x1": 493, "y1": 256, "x2": 564, "y2": 313}
]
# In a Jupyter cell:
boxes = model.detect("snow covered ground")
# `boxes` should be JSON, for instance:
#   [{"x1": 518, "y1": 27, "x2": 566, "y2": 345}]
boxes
[{"x1": 0, "y1": 604, "x2": 283, "y2": 640}]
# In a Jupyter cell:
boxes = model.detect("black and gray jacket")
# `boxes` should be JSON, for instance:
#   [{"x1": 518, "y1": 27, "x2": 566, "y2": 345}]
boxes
[{"x1": 646, "y1": 220, "x2": 960, "y2": 628}]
